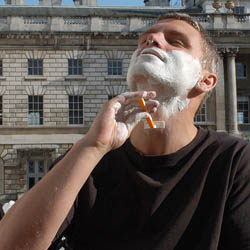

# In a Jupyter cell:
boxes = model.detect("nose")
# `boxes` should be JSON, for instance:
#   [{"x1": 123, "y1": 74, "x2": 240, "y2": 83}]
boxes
[{"x1": 145, "y1": 32, "x2": 165, "y2": 50}]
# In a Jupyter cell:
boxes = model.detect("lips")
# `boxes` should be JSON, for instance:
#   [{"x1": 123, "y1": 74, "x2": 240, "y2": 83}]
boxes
[{"x1": 139, "y1": 48, "x2": 164, "y2": 61}]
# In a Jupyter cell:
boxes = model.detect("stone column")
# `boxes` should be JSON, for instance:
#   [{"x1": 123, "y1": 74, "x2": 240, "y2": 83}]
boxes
[
  {"x1": 215, "y1": 49, "x2": 226, "y2": 132},
  {"x1": 226, "y1": 48, "x2": 239, "y2": 134}
]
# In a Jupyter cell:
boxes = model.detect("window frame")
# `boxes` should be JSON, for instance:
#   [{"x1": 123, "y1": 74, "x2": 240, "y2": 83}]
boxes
[
  {"x1": 0, "y1": 96, "x2": 2, "y2": 126},
  {"x1": 0, "y1": 59, "x2": 3, "y2": 76},
  {"x1": 68, "y1": 59, "x2": 83, "y2": 76},
  {"x1": 237, "y1": 96, "x2": 249, "y2": 124},
  {"x1": 68, "y1": 95, "x2": 84, "y2": 125},
  {"x1": 28, "y1": 95, "x2": 43, "y2": 125},
  {"x1": 26, "y1": 159, "x2": 47, "y2": 190},
  {"x1": 233, "y1": 6, "x2": 245, "y2": 14},
  {"x1": 28, "y1": 59, "x2": 43, "y2": 76},
  {"x1": 236, "y1": 62, "x2": 247, "y2": 79},
  {"x1": 107, "y1": 59, "x2": 123, "y2": 76},
  {"x1": 194, "y1": 103, "x2": 207, "y2": 123}
]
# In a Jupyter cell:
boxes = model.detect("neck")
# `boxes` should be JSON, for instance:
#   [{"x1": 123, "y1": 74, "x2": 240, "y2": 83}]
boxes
[{"x1": 130, "y1": 108, "x2": 198, "y2": 156}]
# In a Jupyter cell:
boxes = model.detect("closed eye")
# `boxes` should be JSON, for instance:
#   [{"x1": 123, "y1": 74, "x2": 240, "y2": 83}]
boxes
[{"x1": 168, "y1": 39, "x2": 185, "y2": 48}]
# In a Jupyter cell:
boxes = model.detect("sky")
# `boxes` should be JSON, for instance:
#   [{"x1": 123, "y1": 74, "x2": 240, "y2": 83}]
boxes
[{"x1": 0, "y1": 0, "x2": 145, "y2": 6}]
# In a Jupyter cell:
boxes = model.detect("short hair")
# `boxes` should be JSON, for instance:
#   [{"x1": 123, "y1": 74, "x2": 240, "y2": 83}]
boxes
[{"x1": 157, "y1": 13, "x2": 219, "y2": 77}]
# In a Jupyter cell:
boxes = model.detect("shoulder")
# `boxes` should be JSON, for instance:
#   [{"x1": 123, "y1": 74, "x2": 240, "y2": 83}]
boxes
[
  {"x1": 201, "y1": 128, "x2": 249, "y2": 151},
  {"x1": 205, "y1": 128, "x2": 250, "y2": 179}
]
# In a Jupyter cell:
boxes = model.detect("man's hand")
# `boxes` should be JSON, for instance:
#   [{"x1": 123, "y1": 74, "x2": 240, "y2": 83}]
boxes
[{"x1": 84, "y1": 91, "x2": 158, "y2": 153}]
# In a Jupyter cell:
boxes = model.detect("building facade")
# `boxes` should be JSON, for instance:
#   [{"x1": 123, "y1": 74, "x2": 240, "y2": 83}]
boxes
[{"x1": 0, "y1": 0, "x2": 250, "y2": 203}]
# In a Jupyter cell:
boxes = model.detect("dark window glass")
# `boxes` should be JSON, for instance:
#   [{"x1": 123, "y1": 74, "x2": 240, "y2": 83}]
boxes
[
  {"x1": 233, "y1": 6, "x2": 244, "y2": 14},
  {"x1": 68, "y1": 95, "x2": 83, "y2": 125},
  {"x1": 68, "y1": 59, "x2": 83, "y2": 75},
  {"x1": 0, "y1": 96, "x2": 2, "y2": 125},
  {"x1": 107, "y1": 59, "x2": 122, "y2": 76},
  {"x1": 194, "y1": 103, "x2": 206, "y2": 123},
  {"x1": 0, "y1": 60, "x2": 2, "y2": 76},
  {"x1": 237, "y1": 97, "x2": 249, "y2": 124},
  {"x1": 28, "y1": 177, "x2": 35, "y2": 189},
  {"x1": 27, "y1": 160, "x2": 46, "y2": 190},
  {"x1": 28, "y1": 95, "x2": 43, "y2": 125},
  {"x1": 236, "y1": 63, "x2": 247, "y2": 79},
  {"x1": 28, "y1": 59, "x2": 43, "y2": 76}
]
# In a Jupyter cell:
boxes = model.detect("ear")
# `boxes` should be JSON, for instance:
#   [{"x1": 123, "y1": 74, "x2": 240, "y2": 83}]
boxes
[{"x1": 196, "y1": 71, "x2": 217, "y2": 93}]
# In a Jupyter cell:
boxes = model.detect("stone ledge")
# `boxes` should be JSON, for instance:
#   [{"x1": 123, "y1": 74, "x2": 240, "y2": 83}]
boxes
[
  {"x1": 65, "y1": 75, "x2": 87, "y2": 80},
  {"x1": 24, "y1": 76, "x2": 47, "y2": 81},
  {"x1": 0, "y1": 77, "x2": 6, "y2": 80},
  {"x1": 105, "y1": 76, "x2": 126, "y2": 81},
  {"x1": 0, "y1": 133, "x2": 84, "y2": 144}
]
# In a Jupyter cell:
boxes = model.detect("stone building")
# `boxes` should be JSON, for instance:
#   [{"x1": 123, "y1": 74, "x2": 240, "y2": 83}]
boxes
[{"x1": 0, "y1": 0, "x2": 250, "y2": 203}]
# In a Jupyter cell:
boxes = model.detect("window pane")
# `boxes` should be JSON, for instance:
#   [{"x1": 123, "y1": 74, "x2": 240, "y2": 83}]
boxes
[
  {"x1": 108, "y1": 59, "x2": 122, "y2": 76},
  {"x1": 68, "y1": 95, "x2": 83, "y2": 125},
  {"x1": 28, "y1": 96, "x2": 43, "y2": 125},
  {"x1": 28, "y1": 59, "x2": 43, "y2": 75},
  {"x1": 194, "y1": 103, "x2": 206, "y2": 122},
  {"x1": 68, "y1": 59, "x2": 82, "y2": 75},
  {"x1": 0, "y1": 96, "x2": 2, "y2": 125},
  {"x1": 29, "y1": 177, "x2": 35, "y2": 189},
  {"x1": 237, "y1": 98, "x2": 249, "y2": 124},
  {"x1": 0, "y1": 60, "x2": 2, "y2": 76},
  {"x1": 28, "y1": 161, "x2": 34, "y2": 173}
]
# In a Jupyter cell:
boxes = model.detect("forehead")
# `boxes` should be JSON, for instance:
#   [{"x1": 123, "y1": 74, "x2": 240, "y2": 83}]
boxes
[
  {"x1": 140, "y1": 19, "x2": 203, "y2": 50},
  {"x1": 141, "y1": 18, "x2": 201, "y2": 39}
]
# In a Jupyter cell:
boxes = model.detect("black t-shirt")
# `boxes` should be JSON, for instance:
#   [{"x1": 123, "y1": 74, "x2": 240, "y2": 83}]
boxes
[{"x1": 49, "y1": 128, "x2": 250, "y2": 250}]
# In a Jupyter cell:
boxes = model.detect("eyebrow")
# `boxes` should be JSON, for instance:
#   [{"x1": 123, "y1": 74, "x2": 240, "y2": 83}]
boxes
[{"x1": 139, "y1": 29, "x2": 191, "y2": 46}]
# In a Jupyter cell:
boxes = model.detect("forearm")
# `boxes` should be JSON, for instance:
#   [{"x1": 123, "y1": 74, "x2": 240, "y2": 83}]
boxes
[{"x1": 0, "y1": 137, "x2": 106, "y2": 250}]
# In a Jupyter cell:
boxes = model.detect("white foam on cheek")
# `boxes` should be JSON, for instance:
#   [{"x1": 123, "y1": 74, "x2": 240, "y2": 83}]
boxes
[
  {"x1": 162, "y1": 50, "x2": 201, "y2": 95},
  {"x1": 127, "y1": 49, "x2": 141, "y2": 91},
  {"x1": 127, "y1": 48, "x2": 201, "y2": 96},
  {"x1": 127, "y1": 48, "x2": 202, "y2": 118}
]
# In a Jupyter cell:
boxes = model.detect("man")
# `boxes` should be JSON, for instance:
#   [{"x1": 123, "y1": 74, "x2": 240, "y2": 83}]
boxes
[{"x1": 1, "y1": 13, "x2": 250, "y2": 250}]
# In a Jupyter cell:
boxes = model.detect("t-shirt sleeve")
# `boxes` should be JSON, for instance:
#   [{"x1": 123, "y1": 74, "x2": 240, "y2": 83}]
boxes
[{"x1": 219, "y1": 143, "x2": 250, "y2": 250}]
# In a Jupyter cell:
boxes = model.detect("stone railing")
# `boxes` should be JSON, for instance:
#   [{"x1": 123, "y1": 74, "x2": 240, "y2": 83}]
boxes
[{"x1": 0, "y1": 11, "x2": 249, "y2": 33}]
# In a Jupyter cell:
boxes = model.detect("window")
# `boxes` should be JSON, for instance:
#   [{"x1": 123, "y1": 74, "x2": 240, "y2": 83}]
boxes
[
  {"x1": 233, "y1": 6, "x2": 244, "y2": 14},
  {"x1": 169, "y1": 0, "x2": 183, "y2": 7},
  {"x1": 28, "y1": 96, "x2": 43, "y2": 125},
  {"x1": 108, "y1": 59, "x2": 122, "y2": 76},
  {"x1": 28, "y1": 59, "x2": 43, "y2": 75},
  {"x1": 0, "y1": 96, "x2": 2, "y2": 125},
  {"x1": 27, "y1": 160, "x2": 46, "y2": 190},
  {"x1": 69, "y1": 95, "x2": 83, "y2": 125},
  {"x1": 0, "y1": 59, "x2": 2, "y2": 76},
  {"x1": 237, "y1": 97, "x2": 249, "y2": 124},
  {"x1": 236, "y1": 63, "x2": 247, "y2": 79},
  {"x1": 68, "y1": 59, "x2": 83, "y2": 75},
  {"x1": 194, "y1": 103, "x2": 206, "y2": 122},
  {"x1": 0, "y1": 159, "x2": 3, "y2": 195}
]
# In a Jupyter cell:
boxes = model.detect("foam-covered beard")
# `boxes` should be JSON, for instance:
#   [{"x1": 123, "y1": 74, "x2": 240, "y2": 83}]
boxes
[{"x1": 127, "y1": 47, "x2": 201, "y2": 117}]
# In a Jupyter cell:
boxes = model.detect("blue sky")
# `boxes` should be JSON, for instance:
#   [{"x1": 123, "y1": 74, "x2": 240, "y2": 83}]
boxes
[{"x1": 0, "y1": 0, "x2": 145, "y2": 6}]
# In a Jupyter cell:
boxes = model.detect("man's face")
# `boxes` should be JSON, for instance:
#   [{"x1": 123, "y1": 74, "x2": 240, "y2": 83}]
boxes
[{"x1": 127, "y1": 19, "x2": 204, "y2": 104}]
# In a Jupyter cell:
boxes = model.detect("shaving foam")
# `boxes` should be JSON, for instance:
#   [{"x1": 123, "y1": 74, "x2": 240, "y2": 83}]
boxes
[{"x1": 127, "y1": 48, "x2": 202, "y2": 117}]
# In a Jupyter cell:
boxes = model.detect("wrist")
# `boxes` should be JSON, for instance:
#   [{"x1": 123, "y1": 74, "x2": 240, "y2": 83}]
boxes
[{"x1": 77, "y1": 133, "x2": 111, "y2": 158}]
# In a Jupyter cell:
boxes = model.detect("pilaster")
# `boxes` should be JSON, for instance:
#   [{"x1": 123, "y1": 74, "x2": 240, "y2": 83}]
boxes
[{"x1": 225, "y1": 47, "x2": 239, "y2": 135}]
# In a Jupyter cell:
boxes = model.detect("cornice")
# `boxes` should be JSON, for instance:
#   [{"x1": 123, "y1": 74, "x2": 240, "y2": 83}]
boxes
[{"x1": 208, "y1": 30, "x2": 250, "y2": 38}]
